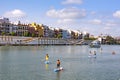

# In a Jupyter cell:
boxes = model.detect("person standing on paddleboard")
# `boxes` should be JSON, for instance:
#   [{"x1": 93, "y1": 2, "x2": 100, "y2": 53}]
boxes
[
  {"x1": 45, "y1": 54, "x2": 49, "y2": 61},
  {"x1": 57, "y1": 59, "x2": 60, "y2": 68}
]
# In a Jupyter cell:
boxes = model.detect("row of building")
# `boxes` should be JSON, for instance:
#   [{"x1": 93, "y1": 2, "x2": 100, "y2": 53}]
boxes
[{"x1": 0, "y1": 17, "x2": 89, "y2": 39}]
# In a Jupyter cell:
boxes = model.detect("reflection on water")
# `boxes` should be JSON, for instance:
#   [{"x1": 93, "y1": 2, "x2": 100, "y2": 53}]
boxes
[
  {"x1": 88, "y1": 57, "x2": 97, "y2": 64},
  {"x1": 45, "y1": 64, "x2": 49, "y2": 70},
  {"x1": 56, "y1": 72, "x2": 61, "y2": 80},
  {"x1": 0, "y1": 45, "x2": 120, "y2": 80}
]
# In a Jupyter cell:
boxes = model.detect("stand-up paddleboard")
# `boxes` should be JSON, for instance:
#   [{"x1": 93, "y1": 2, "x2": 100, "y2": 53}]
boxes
[
  {"x1": 88, "y1": 55, "x2": 96, "y2": 58},
  {"x1": 54, "y1": 67, "x2": 63, "y2": 72},
  {"x1": 45, "y1": 61, "x2": 50, "y2": 64}
]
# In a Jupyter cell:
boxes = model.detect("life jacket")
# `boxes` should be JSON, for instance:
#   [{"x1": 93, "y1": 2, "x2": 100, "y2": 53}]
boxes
[{"x1": 45, "y1": 55, "x2": 49, "y2": 60}]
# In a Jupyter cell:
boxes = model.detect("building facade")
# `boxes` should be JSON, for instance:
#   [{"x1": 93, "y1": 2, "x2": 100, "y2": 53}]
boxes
[{"x1": 0, "y1": 17, "x2": 13, "y2": 35}]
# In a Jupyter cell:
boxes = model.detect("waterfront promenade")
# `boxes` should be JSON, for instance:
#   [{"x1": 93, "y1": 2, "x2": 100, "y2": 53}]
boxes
[{"x1": 0, "y1": 36, "x2": 86, "y2": 46}]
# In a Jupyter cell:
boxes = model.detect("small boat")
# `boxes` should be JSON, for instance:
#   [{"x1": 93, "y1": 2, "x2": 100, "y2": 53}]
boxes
[
  {"x1": 54, "y1": 67, "x2": 63, "y2": 72},
  {"x1": 89, "y1": 40, "x2": 101, "y2": 48}
]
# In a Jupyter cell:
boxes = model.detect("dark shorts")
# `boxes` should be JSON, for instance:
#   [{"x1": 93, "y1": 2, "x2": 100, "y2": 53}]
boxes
[{"x1": 57, "y1": 64, "x2": 60, "y2": 67}]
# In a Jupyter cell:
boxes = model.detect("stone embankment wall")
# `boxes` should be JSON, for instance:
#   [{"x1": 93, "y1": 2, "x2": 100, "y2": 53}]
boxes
[{"x1": 0, "y1": 36, "x2": 91, "y2": 46}]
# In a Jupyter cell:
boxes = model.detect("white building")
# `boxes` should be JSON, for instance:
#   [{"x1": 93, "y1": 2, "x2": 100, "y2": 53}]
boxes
[
  {"x1": 0, "y1": 17, "x2": 9, "y2": 23},
  {"x1": 62, "y1": 29, "x2": 71, "y2": 39},
  {"x1": 0, "y1": 17, "x2": 13, "y2": 35},
  {"x1": 48, "y1": 27, "x2": 55, "y2": 38}
]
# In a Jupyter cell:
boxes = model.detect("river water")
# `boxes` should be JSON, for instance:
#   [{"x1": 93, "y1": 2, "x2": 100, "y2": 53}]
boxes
[{"x1": 0, "y1": 45, "x2": 120, "y2": 80}]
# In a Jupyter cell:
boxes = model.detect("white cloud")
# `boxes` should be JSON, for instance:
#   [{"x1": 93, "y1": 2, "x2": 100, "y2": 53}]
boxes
[
  {"x1": 62, "y1": 0, "x2": 83, "y2": 5},
  {"x1": 89, "y1": 19, "x2": 117, "y2": 29},
  {"x1": 104, "y1": 26, "x2": 111, "y2": 30},
  {"x1": 46, "y1": 7, "x2": 86, "y2": 24},
  {"x1": 89, "y1": 19, "x2": 102, "y2": 25},
  {"x1": 105, "y1": 22, "x2": 116, "y2": 27},
  {"x1": 57, "y1": 19, "x2": 75, "y2": 24},
  {"x1": 3, "y1": 9, "x2": 26, "y2": 18},
  {"x1": 113, "y1": 10, "x2": 120, "y2": 18},
  {"x1": 46, "y1": 7, "x2": 86, "y2": 19},
  {"x1": 90, "y1": 11, "x2": 96, "y2": 15}
]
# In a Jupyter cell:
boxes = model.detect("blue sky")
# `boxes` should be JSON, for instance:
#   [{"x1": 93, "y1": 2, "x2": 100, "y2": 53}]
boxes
[{"x1": 0, "y1": 0, "x2": 120, "y2": 37}]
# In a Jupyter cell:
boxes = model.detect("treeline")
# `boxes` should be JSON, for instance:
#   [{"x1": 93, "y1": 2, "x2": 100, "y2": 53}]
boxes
[
  {"x1": 84, "y1": 35, "x2": 120, "y2": 45},
  {"x1": 103, "y1": 35, "x2": 120, "y2": 45}
]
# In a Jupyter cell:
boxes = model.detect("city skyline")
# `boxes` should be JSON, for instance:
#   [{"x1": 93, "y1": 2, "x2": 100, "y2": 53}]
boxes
[{"x1": 0, "y1": 0, "x2": 120, "y2": 37}]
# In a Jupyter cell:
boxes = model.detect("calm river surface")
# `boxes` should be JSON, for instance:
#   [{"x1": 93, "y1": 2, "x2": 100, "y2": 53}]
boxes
[{"x1": 0, "y1": 45, "x2": 120, "y2": 80}]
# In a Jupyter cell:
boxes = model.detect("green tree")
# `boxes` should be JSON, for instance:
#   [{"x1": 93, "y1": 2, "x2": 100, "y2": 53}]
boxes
[
  {"x1": 11, "y1": 32, "x2": 15, "y2": 36},
  {"x1": 57, "y1": 33, "x2": 62, "y2": 38},
  {"x1": 32, "y1": 33, "x2": 35, "y2": 37},
  {"x1": 1, "y1": 32, "x2": 5, "y2": 36},
  {"x1": 84, "y1": 37, "x2": 96, "y2": 40},
  {"x1": 106, "y1": 35, "x2": 116, "y2": 44},
  {"x1": 24, "y1": 32, "x2": 29, "y2": 37}
]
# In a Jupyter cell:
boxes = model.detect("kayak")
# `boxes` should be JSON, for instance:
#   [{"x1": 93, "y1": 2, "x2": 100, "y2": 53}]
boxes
[
  {"x1": 54, "y1": 67, "x2": 63, "y2": 72},
  {"x1": 45, "y1": 61, "x2": 50, "y2": 64}
]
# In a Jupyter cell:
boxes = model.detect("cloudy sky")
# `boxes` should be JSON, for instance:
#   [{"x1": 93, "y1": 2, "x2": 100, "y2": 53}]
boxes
[{"x1": 0, "y1": 0, "x2": 120, "y2": 36}]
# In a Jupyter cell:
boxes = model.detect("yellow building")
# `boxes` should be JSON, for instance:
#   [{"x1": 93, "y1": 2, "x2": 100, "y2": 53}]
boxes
[{"x1": 30, "y1": 23, "x2": 44, "y2": 37}]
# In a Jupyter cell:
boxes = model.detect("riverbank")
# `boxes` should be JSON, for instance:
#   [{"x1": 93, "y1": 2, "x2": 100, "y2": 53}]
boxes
[
  {"x1": 0, "y1": 43, "x2": 77, "y2": 46},
  {"x1": 0, "y1": 36, "x2": 90, "y2": 46}
]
